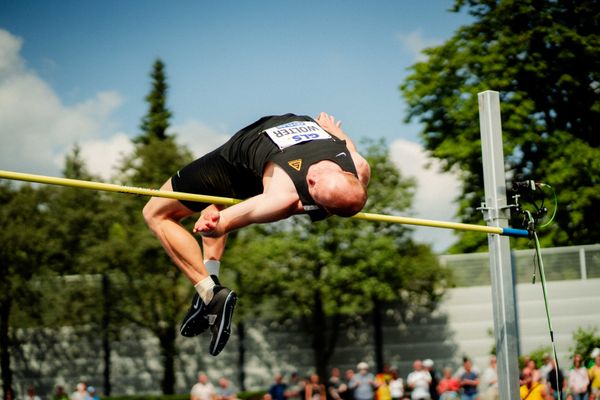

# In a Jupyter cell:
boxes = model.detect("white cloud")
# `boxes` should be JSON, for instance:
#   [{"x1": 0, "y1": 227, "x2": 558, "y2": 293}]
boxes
[
  {"x1": 171, "y1": 119, "x2": 230, "y2": 158},
  {"x1": 79, "y1": 133, "x2": 134, "y2": 180},
  {"x1": 0, "y1": 29, "x2": 124, "y2": 178},
  {"x1": 396, "y1": 29, "x2": 441, "y2": 62},
  {"x1": 390, "y1": 139, "x2": 461, "y2": 252}
]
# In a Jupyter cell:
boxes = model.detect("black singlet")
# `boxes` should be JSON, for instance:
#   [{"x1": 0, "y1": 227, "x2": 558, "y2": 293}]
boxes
[{"x1": 173, "y1": 114, "x2": 358, "y2": 221}]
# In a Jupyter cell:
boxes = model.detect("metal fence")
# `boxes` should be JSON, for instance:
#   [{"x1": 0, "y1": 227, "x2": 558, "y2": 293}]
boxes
[{"x1": 439, "y1": 244, "x2": 600, "y2": 287}]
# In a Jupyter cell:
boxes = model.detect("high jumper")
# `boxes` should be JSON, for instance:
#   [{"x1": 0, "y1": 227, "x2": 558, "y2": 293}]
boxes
[{"x1": 142, "y1": 112, "x2": 370, "y2": 356}]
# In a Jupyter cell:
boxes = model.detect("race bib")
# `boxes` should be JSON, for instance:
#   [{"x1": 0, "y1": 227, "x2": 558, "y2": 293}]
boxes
[{"x1": 264, "y1": 121, "x2": 332, "y2": 150}]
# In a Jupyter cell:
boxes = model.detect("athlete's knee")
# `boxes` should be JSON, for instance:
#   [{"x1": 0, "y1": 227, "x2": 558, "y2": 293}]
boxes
[{"x1": 142, "y1": 199, "x2": 161, "y2": 231}]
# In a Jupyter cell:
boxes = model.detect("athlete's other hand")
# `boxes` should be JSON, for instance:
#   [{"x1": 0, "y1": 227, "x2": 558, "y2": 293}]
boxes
[
  {"x1": 316, "y1": 112, "x2": 342, "y2": 134},
  {"x1": 193, "y1": 210, "x2": 222, "y2": 237}
]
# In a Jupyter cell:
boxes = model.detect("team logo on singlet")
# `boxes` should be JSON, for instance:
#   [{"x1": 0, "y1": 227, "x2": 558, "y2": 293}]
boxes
[
  {"x1": 288, "y1": 159, "x2": 302, "y2": 171},
  {"x1": 264, "y1": 121, "x2": 332, "y2": 150}
]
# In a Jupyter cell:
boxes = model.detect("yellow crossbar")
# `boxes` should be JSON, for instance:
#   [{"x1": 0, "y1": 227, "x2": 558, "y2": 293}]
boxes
[{"x1": 0, "y1": 169, "x2": 513, "y2": 236}]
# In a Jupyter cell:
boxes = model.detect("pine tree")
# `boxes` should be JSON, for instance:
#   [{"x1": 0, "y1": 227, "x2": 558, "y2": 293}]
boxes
[
  {"x1": 137, "y1": 59, "x2": 172, "y2": 144},
  {"x1": 104, "y1": 59, "x2": 193, "y2": 394}
]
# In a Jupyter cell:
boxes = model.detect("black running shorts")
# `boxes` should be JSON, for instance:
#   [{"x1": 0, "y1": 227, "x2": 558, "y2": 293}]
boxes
[{"x1": 170, "y1": 149, "x2": 263, "y2": 212}]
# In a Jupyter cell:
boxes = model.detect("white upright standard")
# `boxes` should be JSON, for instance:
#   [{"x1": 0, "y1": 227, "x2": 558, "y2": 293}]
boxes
[{"x1": 478, "y1": 90, "x2": 520, "y2": 399}]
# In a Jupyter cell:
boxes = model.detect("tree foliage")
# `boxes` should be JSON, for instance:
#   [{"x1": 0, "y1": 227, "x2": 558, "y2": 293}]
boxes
[
  {"x1": 400, "y1": 0, "x2": 600, "y2": 252},
  {"x1": 0, "y1": 183, "x2": 53, "y2": 398},
  {"x1": 1, "y1": 147, "x2": 125, "y2": 398},
  {"x1": 570, "y1": 326, "x2": 600, "y2": 367},
  {"x1": 137, "y1": 59, "x2": 173, "y2": 144},
  {"x1": 91, "y1": 58, "x2": 194, "y2": 395},
  {"x1": 45, "y1": 145, "x2": 110, "y2": 275}
]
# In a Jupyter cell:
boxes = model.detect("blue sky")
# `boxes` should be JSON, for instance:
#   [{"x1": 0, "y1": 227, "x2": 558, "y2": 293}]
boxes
[{"x1": 0, "y1": 0, "x2": 471, "y2": 251}]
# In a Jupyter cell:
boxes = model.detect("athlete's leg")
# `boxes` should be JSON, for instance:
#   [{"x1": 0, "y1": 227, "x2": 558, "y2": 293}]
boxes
[
  {"x1": 202, "y1": 237, "x2": 227, "y2": 261},
  {"x1": 142, "y1": 178, "x2": 208, "y2": 284},
  {"x1": 201, "y1": 205, "x2": 228, "y2": 260}
]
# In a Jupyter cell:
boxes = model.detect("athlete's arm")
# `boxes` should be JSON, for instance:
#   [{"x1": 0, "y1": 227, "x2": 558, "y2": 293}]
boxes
[
  {"x1": 352, "y1": 152, "x2": 371, "y2": 187},
  {"x1": 316, "y1": 112, "x2": 371, "y2": 186},
  {"x1": 193, "y1": 164, "x2": 300, "y2": 237}
]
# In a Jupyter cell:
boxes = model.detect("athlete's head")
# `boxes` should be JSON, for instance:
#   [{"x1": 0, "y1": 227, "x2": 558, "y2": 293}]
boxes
[{"x1": 308, "y1": 170, "x2": 367, "y2": 217}]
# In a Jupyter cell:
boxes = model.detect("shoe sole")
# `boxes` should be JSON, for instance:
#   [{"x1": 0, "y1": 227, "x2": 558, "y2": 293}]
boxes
[
  {"x1": 209, "y1": 291, "x2": 237, "y2": 356},
  {"x1": 180, "y1": 296, "x2": 208, "y2": 337},
  {"x1": 180, "y1": 307, "x2": 205, "y2": 337}
]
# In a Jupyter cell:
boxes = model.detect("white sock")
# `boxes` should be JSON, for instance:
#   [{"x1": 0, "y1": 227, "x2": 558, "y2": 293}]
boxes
[
  {"x1": 194, "y1": 276, "x2": 215, "y2": 305},
  {"x1": 204, "y1": 259, "x2": 220, "y2": 277}
]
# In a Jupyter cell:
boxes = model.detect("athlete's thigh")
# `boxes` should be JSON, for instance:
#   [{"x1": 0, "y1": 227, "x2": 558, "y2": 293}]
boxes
[{"x1": 145, "y1": 179, "x2": 196, "y2": 221}]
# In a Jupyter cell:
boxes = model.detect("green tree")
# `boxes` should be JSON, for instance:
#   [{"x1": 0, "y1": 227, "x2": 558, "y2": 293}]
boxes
[
  {"x1": 45, "y1": 146, "x2": 120, "y2": 395},
  {"x1": 137, "y1": 59, "x2": 172, "y2": 144},
  {"x1": 400, "y1": 0, "x2": 600, "y2": 252},
  {"x1": 570, "y1": 326, "x2": 600, "y2": 367},
  {"x1": 6, "y1": 148, "x2": 120, "y2": 396},
  {"x1": 0, "y1": 183, "x2": 51, "y2": 399},
  {"x1": 94, "y1": 58, "x2": 194, "y2": 394},
  {"x1": 224, "y1": 141, "x2": 449, "y2": 379},
  {"x1": 45, "y1": 145, "x2": 108, "y2": 275}
]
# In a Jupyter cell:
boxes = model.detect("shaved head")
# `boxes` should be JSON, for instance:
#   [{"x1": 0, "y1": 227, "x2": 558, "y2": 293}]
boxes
[{"x1": 310, "y1": 170, "x2": 367, "y2": 217}]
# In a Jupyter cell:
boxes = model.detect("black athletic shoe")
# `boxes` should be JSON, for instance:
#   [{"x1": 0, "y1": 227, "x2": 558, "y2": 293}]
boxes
[
  {"x1": 180, "y1": 293, "x2": 209, "y2": 337},
  {"x1": 205, "y1": 283, "x2": 237, "y2": 356}
]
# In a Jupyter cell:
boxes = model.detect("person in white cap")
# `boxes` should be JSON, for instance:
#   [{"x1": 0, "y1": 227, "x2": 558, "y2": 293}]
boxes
[
  {"x1": 350, "y1": 362, "x2": 378, "y2": 400},
  {"x1": 407, "y1": 359, "x2": 432, "y2": 400}
]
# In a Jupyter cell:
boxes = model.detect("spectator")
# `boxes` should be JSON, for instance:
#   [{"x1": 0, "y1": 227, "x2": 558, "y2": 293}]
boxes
[
  {"x1": 479, "y1": 355, "x2": 499, "y2": 400},
  {"x1": 215, "y1": 378, "x2": 237, "y2": 400},
  {"x1": 423, "y1": 360, "x2": 439, "y2": 400},
  {"x1": 328, "y1": 368, "x2": 344, "y2": 400},
  {"x1": 540, "y1": 355, "x2": 554, "y2": 384},
  {"x1": 388, "y1": 367, "x2": 405, "y2": 400},
  {"x1": 546, "y1": 358, "x2": 565, "y2": 400},
  {"x1": 375, "y1": 365, "x2": 392, "y2": 400},
  {"x1": 458, "y1": 358, "x2": 479, "y2": 400},
  {"x1": 568, "y1": 354, "x2": 590, "y2": 400},
  {"x1": 341, "y1": 369, "x2": 356, "y2": 400},
  {"x1": 286, "y1": 372, "x2": 306, "y2": 400},
  {"x1": 407, "y1": 360, "x2": 432, "y2": 400},
  {"x1": 437, "y1": 367, "x2": 460, "y2": 400},
  {"x1": 70, "y1": 383, "x2": 89, "y2": 400},
  {"x1": 191, "y1": 373, "x2": 216, "y2": 400},
  {"x1": 263, "y1": 395, "x2": 273, "y2": 400},
  {"x1": 269, "y1": 374, "x2": 287, "y2": 400},
  {"x1": 53, "y1": 386, "x2": 69, "y2": 400},
  {"x1": 519, "y1": 369, "x2": 549, "y2": 400},
  {"x1": 305, "y1": 374, "x2": 326, "y2": 400},
  {"x1": 25, "y1": 387, "x2": 41, "y2": 400},
  {"x1": 350, "y1": 362, "x2": 378, "y2": 400},
  {"x1": 526, "y1": 359, "x2": 538, "y2": 374},
  {"x1": 453, "y1": 358, "x2": 480, "y2": 381},
  {"x1": 86, "y1": 387, "x2": 99, "y2": 400},
  {"x1": 589, "y1": 352, "x2": 600, "y2": 400}
]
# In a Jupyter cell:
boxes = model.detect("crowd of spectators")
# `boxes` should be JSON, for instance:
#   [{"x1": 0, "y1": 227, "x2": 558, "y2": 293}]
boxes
[
  {"x1": 187, "y1": 356, "x2": 493, "y2": 400},
  {"x1": 519, "y1": 349, "x2": 600, "y2": 400},
  {"x1": 7, "y1": 348, "x2": 599, "y2": 400},
  {"x1": 181, "y1": 347, "x2": 596, "y2": 400}
]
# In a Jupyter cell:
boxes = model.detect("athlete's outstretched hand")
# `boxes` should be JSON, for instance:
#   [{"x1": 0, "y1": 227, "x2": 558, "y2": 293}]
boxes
[
  {"x1": 316, "y1": 112, "x2": 343, "y2": 135},
  {"x1": 193, "y1": 209, "x2": 223, "y2": 237},
  {"x1": 315, "y1": 111, "x2": 359, "y2": 153}
]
